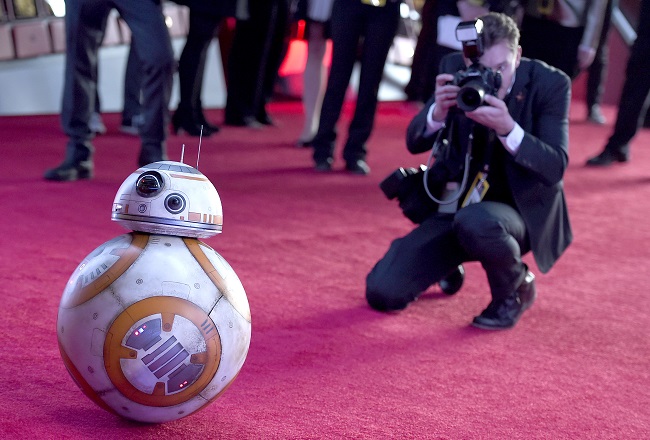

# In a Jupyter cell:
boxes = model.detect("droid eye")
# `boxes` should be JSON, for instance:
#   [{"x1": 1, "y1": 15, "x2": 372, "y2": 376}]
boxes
[
  {"x1": 165, "y1": 193, "x2": 186, "y2": 214},
  {"x1": 136, "y1": 172, "x2": 164, "y2": 197}
]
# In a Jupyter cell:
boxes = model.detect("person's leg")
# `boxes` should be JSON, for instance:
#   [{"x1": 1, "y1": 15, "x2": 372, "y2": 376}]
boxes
[
  {"x1": 253, "y1": 0, "x2": 290, "y2": 124},
  {"x1": 312, "y1": 0, "x2": 361, "y2": 167},
  {"x1": 342, "y1": 1, "x2": 400, "y2": 170},
  {"x1": 586, "y1": 35, "x2": 650, "y2": 166},
  {"x1": 366, "y1": 214, "x2": 466, "y2": 311},
  {"x1": 174, "y1": 9, "x2": 221, "y2": 136},
  {"x1": 586, "y1": 0, "x2": 613, "y2": 124},
  {"x1": 45, "y1": 0, "x2": 111, "y2": 181},
  {"x1": 454, "y1": 202, "x2": 530, "y2": 299},
  {"x1": 298, "y1": 21, "x2": 328, "y2": 144},
  {"x1": 404, "y1": 0, "x2": 436, "y2": 102},
  {"x1": 605, "y1": 36, "x2": 650, "y2": 149},
  {"x1": 115, "y1": 0, "x2": 175, "y2": 165},
  {"x1": 224, "y1": 11, "x2": 266, "y2": 126},
  {"x1": 121, "y1": 38, "x2": 144, "y2": 132},
  {"x1": 191, "y1": 15, "x2": 223, "y2": 132},
  {"x1": 520, "y1": 15, "x2": 581, "y2": 79},
  {"x1": 452, "y1": 202, "x2": 534, "y2": 329}
]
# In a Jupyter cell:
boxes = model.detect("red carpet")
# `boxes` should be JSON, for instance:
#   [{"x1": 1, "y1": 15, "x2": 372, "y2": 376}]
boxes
[{"x1": 1, "y1": 100, "x2": 649, "y2": 438}]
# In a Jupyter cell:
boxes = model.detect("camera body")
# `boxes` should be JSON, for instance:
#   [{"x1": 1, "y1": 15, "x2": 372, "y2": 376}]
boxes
[
  {"x1": 379, "y1": 165, "x2": 426, "y2": 200},
  {"x1": 379, "y1": 165, "x2": 439, "y2": 224},
  {"x1": 452, "y1": 19, "x2": 502, "y2": 112},
  {"x1": 452, "y1": 64, "x2": 501, "y2": 112}
]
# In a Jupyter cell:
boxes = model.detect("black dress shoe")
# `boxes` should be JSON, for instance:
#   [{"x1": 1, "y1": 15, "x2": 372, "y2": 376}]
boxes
[
  {"x1": 345, "y1": 159, "x2": 371, "y2": 175},
  {"x1": 439, "y1": 265, "x2": 465, "y2": 295},
  {"x1": 44, "y1": 160, "x2": 94, "y2": 181},
  {"x1": 585, "y1": 148, "x2": 629, "y2": 167},
  {"x1": 256, "y1": 112, "x2": 274, "y2": 126},
  {"x1": 198, "y1": 115, "x2": 220, "y2": 134},
  {"x1": 138, "y1": 144, "x2": 167, "y2": 167},
  {"x1": 172, "y1": 112, "x2": 214, "y2": 137},
  {"x1": 472, "y1": 269, "x2": 537, "y2": 330},
  {"x1": 314, "y1": 158, "x2": 333, "y2": 172}
]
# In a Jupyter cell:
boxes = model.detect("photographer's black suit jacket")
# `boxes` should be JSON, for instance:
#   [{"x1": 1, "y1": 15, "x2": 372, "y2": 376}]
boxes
[{"x1": 406, "y1": 53, "x2": 573, "y2": 273}]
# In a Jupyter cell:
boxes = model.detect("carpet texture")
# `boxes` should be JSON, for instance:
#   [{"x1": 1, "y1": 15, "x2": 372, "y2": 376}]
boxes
[{"x1": 0, "y1": 100, "x2": 649, "y2": 439}]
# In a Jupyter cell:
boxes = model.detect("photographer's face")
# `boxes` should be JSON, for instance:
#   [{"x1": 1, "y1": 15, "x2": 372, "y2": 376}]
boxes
[{"x1": 467, "y1": 40, "x2": 521, "y2": 99}]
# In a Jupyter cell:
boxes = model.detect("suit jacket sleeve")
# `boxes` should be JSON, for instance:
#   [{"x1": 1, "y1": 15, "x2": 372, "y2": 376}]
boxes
[{"x1": 511, "y1": 62, "x2": 571, "y2": 187}]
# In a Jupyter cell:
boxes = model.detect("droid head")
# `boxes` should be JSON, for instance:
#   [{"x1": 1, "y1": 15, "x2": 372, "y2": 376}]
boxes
[{"x1": 112, "y1": 161, "x2": 222, "y2": 238}]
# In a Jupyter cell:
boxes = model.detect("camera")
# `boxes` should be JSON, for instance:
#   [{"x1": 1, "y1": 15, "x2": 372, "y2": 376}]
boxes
[
  {"x1": 379, "y1": 165, "x2": 439, "y2": 224},
  {"x1": 452, "y1": 19, "x2": 502, "y2": 112},
  {"x1": 452, "y1": 64, "x2": 501, "y2": 112},
  {"x1": 379, "y1": 165, "x2": 425, "y2": 200}
]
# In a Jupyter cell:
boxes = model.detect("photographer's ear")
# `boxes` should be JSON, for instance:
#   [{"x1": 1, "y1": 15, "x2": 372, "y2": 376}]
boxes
[{"x1": 515, "y1": 45, "x2": 522, "y2": 68}]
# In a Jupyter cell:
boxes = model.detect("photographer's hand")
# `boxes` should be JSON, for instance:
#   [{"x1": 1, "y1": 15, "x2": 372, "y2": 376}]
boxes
[
  {"x1": 465, "y1": 94, "x2": 515, "y2": 136},
  {"x1": 432, "y1": 74, "x2": 459, "y2": 122}
]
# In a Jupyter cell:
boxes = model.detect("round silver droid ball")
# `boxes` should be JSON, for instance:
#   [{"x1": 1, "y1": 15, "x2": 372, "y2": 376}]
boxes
[{"x1": 57, "y1": 233, "x2": 251, "y2": 423}]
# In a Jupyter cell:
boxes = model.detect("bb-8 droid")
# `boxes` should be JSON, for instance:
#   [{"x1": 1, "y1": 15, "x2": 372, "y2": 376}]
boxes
[{"x1": 57, "y1": 161, "x2": 251, "y2": 423}]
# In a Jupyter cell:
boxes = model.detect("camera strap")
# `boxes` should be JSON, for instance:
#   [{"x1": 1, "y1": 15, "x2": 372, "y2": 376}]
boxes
[
  {"x1": 423, "y1": 117, "x2": 473, "y2": 207},
  {"x1": 461, "y1": 128, "x2": 496, "y2": 207}
]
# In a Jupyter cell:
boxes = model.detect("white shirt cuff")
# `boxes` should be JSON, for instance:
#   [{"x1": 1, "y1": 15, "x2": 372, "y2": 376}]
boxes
[
  {"x1": 425, "y1": 103, "x2": 445, "y2": 136},
  {"x1": 498, "y1": 123, "x2": 524, "y2": 155}
]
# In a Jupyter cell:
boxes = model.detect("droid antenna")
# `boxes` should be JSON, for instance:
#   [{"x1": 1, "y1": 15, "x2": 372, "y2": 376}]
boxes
[
  {"x1": 196, "y1": 125, "x2": 203, "y2": 169},
  {"x1": 180, "y1": 144, "x2": 186, "y2": 164}
]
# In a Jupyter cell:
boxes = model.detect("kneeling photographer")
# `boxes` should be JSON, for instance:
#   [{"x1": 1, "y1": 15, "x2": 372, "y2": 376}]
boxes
[{"x1": 366, "y1": 12, "x2": 573, "y2": 329}]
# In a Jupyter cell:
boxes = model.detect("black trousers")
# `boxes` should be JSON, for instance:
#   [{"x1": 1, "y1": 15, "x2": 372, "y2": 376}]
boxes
[
  {"x1": 519, "y1": 15, "x2": 583, "y2": 80},
  {"x1": 404, "y1": 0, "x2": 457, "y2": 103},
  {"x1": 312, "y1": 0, "x2": 400, "y2": 164},
  {"x1": 586, "y1": 0, "x2": 614, "y2": 109},
  {"x1": 175, "y1": 8, "x2": 224, "y2": 123},
  {"x1": 605, "y1": 33, "x2": 650, "y2": 152},
  {"x1": 122, "y1": 39, "x2": 143, "y2": 124},
  {"x1": 61, "y1": 0, "x2": 174, "y2": 160},
  {"x1": 366, "y1": 201, "x2": 530, "y2": 311},
  {"x1": 224, "y1": 0, "x2": 290, "y2": 123}
]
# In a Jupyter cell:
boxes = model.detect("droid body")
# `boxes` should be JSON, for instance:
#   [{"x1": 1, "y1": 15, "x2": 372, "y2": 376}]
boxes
[{"x1": 57, "y1": 161, "x2": 251, "y2": 423}]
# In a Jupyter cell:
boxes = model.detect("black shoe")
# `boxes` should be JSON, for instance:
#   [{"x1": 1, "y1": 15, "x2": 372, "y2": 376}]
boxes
[
  {"x1": 314, "y1": 158, "x2": 333, "y2": 172},
  {"x1": 345, "y1": 159, "x2": 371, "y2": 175},
  {"x1": 172, "y1": 112, "x2": 214, "y2": 137},
  {"x1": 439, "y1": 265, "x2": 465, "y2": 295},
  {"x1": 587, "y1": 105, "x2": 606, "y2": 125},
  {"x1": 198, "y1": 114, "x2": 220, "y2": 134},
  {"x1": 138, "y1": 144, "x2": 167, "y2": 167},
  {"x1": 585, "y1": 147, "x2": 629, "y2": 167},
  {"x1": 256, "y1": 111, "x2": 274, "y2": 126},
  {"x1": 44, "y1": 160, "x2": 94, "y2": 181},
  {"x1": 472, "y1": 269, "x2": 537, "y2": 330}
]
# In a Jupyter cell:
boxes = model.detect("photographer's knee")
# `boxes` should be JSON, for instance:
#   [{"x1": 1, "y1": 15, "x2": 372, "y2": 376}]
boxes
[{"x1": 366, "y1": 274, "x2": 410, "y2": 312}]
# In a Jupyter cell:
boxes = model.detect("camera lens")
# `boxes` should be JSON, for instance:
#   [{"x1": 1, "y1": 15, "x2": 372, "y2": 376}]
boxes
[{"x1": 457, "y1": 85, "x2": 485, "y2": 112}]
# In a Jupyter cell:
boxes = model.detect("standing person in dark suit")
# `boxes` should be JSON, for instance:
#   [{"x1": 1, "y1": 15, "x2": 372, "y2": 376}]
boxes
[
  {"x1": 44, "y1": 0, "x2": 174, "y2": 181},
  {"x1": 171, "y1": 0, "x2": 237, "y2": 137},
  {"x1": 366, "y1": 13, "x2": 573, "y2": 329},
  {"x1": 585, "y1": 0, "x2": 650, "y2": 166},
  {"x1": 224, "y1": 0, "x2": 292, "y2": 128},
  {"x1": 311, "y1": 0, "x2": 401, "y2": 175}
]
